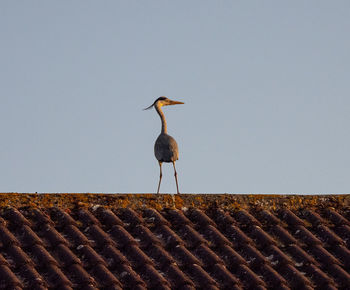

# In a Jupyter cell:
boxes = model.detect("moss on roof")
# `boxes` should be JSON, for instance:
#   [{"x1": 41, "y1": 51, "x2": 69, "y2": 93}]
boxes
[{"x1": 0, "y1": 193, "x2": 349, "y2": 211}]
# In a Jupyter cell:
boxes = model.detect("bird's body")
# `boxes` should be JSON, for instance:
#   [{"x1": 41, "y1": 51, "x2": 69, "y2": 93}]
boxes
[
  {"x1": 144, "y1": 96, "x2": 184, "y2": 194},
  {"x1": 154, "y1": 133, "x2": 179, "y2": 162}
]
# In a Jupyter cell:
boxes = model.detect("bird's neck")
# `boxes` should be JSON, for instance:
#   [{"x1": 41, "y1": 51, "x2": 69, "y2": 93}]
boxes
[{"x1": 155, "y1": 104, "x2": 167, "y2": 134}]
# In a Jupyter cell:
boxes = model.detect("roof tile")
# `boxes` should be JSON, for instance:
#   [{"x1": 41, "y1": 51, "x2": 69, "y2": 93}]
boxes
[
  {"x1": 280, "y1": 263, "x2": 312, "y2": 287},
  {"x1": 250, "y1": 225, "x2": 277, "y2": 247},
  {"x1": 170, "y1": 244, "x2": 202, "y2": 267},
  {"x1": 325, "y1": 209, "x2": 350, "y2": 226},
  {"x1": 210, "y1": 263, "x2": 240, "y2": 287},
  {"x1": 67, "y1": 263, "x2": 96, "y2": 287},
  {"x1": 259, "y1": 264, "x2": 287, "y2": 287},
  {"x1": 162, "y1": 263, "x2": 194, "y2": 288},
  {"x1": 177, "y1": 224, "x2": 208, "y2": 248},
  {"x1": 303, "y1": 264, "x2": 336, "y2": 288},
  {"x1": 45, "y1": 264, "x2": 73, "y2": 288},
  {"x1": 18, "y1": 264, "x2": 46, "y2": 288},
  {"x1": 187, "y1": 208, "x2": 216, "y2": 227},
  {"x1": 102, "y1": 244, "x2": 130, "y2": 268},
  {"x1": 4, "y1": 207, "x2": 31, "y2": 227},
  {"x1": 239, "y1": 244, "x2": 268, "y2": 267},
  {"x1": 218, "y1": 244, "x2": 247, "y2": 269},
  {"x1": 302, "y1": 209, "x2": 328, "y2": 226},
  {"x1": 314, "y1": 224, "x2": 345, "y2": 245},
  {"x1": 201, "y1": 224, "x2": 233, "y2": 247},
  {"x1": 87, "y1": 224, "x2": 116, "y2": 248},
  {"x1": 1, "y1": 193, "x2": 350, "y2": 289},
  {"x1": 123, "y1": 244, "x2": 155, "y2": 268},
  {"x1": 333, "y1": 244, "x2": 350, "y2": 268},
  {"x1": 116, "y1": 208, "x2": 144, "y2": 227},
  {"x1": 143, "y1": 208, "x2": 170, "y2": 226},
  {"x1": 139, "y1": 263, "x2": 171, "y2": 289},
  {"x1": 55, "y1": 243, "x2": 81, "y2": 267},
  {"x1": 280, "y1": 209, "x2": 306, "y2": 227},
  {"x1": 310, "y1": 244, "x2": 342, "y2": 266},
  {"x1": 224, "y1": 224, "x2": 253, "y2": 245},
  {"x1": 328, "y1": 263, "x2": 350, "y2": 287},
  {"x1": 236, "y1": 264, "x2": 266, "y2": 288},
  {"x1": 259, "y1": 210, "x2": 281, "y2": 225},
  {"x1": 64, "y1": 224, "x2": 92, "y2": 246},
  {"x1": 235, "y1": 209, "x2": 262, "y2": 228},
  {"x1": 146, "y1": 244, "x2": 175, "y2": 267},
  {"x1": 29, "y1": 208, "x2": 54, "y2": 227},
  {"x1": 92, "y1": 264, "x2": 122, "y2": 288},
  {"x1": 155, "y1": 224, "x2": 184, "y2": 248},
  {"x1": 132, "y1": 224, "x2": 163, "y2": 248},
  {"x1": 193, "y1": 244, "x2": 224, "y2": 266},
  {"x1": 271, "y1": 224, "x2": 298, "y2": 245},
  {"x1": 286, "y1": 244, "x2": 319, "y2": 266},
  {"x1": 213, "y1": 209, "x2": 237, "y2": 226},
  {"x1": 294, "y1": 225, "x2": 323, "y2": 245},
  {"x1": 77, "y1": 244, "x2": 107, "y2": 268},
  {"x1": 8, "y1": 245, "x2": 32, "y2": 266},
  {"x1": 50, "y1": 208, "x2": 78, "y2": 228},
  {"x1": 0, "y1": 225, "x2": 20, "y2": 247},
  {"x1": 17, "y1": 224, "x2": 44, "y2": 247},
  {"x1": 164, "y1": 209, "x2": 193, "y2": 227},
  {"x1": 335, "y1": 224, "x2": 350, "y2": 247},
  {"x1": 0, "y1": 254, "x2": 9, "y2": 267},
  {"x1": 94, "y1": 207, "x2": 124, "y2": 227},
  {"x1": 78, "y1": 209, "x2": 102, "y2": 227},
  {"x1": 265, "y1": 244, "x2": 294, "y2": 266},
  {"x1": 185, "y1": 263, "x2": 219, "y2": 289},
  {"x1": 114, "y1": 263, "x2": 145, "y2": 288},
  {"x1": 42, "y1": 224, "x2": 70, "y2": 247},
  {"x1": 109, "y1": 224, "x2": 138, "y2": 248},
  {"x1": 30, "y1": 244, "x2": 58, "y2": 267},
  {"x1": 0, "y1": 264, "x2": 23, "y2": 289}
]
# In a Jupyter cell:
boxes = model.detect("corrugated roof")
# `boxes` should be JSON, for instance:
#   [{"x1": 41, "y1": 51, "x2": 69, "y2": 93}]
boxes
[{"x1": 0, "y1": 193, "x2": 349, "y2": 289}]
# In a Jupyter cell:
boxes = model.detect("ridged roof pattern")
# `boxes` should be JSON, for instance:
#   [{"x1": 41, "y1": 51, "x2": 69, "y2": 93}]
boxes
[{"x1": 0, "y1": 194, "x2": 350, "y2": 289}]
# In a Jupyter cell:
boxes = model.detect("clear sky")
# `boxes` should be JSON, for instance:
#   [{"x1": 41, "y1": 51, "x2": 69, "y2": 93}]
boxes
[{"x1": 0, "y1": 1, "x2": 349, "y2": 194}]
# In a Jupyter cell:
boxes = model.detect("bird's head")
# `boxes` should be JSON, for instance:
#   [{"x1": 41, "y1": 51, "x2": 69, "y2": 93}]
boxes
[{"x1": 144, "y1": 96, "x2": 184, "y2": 110}]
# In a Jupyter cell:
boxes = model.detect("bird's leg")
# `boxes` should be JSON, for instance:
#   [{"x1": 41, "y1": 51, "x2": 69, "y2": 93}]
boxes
[
  {"x1": 172, "y1": 161, "x2": 180, "y2": 194},
  {"x1": 157, "y1": 162, "x2": 163, "y2": 194}
]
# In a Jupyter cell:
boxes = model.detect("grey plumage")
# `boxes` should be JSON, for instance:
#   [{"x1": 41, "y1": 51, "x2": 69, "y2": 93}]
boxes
[
  {"x1": 144, "y1": 97, "x2": 184, "y2": 194},
  {"x1": 154, "y1": 133, "x2": 179, "y2": 163}
]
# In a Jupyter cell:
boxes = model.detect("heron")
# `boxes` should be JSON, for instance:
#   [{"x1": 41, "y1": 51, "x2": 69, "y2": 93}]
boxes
[{"x1": 144, "y1": 97, "x2": 184, "y2": 194}]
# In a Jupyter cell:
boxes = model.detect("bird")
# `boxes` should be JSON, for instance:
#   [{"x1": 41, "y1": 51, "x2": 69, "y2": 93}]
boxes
[{"x1": 144, "y1": 96, "x2": 184, "y2": 194}]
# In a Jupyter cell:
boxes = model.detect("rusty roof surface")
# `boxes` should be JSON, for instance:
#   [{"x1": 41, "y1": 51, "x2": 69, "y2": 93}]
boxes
[{"x1": 0, "y1": 193, "x2": 350, "y2": 289}]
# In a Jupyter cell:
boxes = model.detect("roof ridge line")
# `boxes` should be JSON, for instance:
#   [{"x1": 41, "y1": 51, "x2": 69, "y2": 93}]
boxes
[{"x1": 0, "y1": 193, "x2": 349, "y2": 210}]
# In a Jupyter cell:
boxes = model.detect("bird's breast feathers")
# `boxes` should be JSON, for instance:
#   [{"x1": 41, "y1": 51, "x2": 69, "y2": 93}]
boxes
[{"x1": 154, "y1": 134, "x2": 179, "y2": 162}]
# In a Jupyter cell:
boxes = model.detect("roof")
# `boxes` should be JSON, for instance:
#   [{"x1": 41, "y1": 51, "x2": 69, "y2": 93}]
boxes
[{"x1": 0, "y1": 193, "x2": 350, "y2": 289}]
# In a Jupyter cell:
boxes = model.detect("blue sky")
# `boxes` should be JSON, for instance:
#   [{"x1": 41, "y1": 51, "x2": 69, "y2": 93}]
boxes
[{"x1": 0, "y1": 1, "x2": 349, "y2": 193}]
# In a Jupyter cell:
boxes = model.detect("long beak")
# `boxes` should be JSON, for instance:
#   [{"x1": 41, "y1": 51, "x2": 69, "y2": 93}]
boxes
[
  {"x1": 168, "y1": 100, "x2": 184, "y2": 105},
  {"x1": 143, "y1": 104, "x2": 154, "y2": 110}
]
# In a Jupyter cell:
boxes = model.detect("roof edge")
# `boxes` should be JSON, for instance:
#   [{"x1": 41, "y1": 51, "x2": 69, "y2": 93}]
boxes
[{"x1": 0, "y1": 193, "x2": 349, "y2": 210}]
